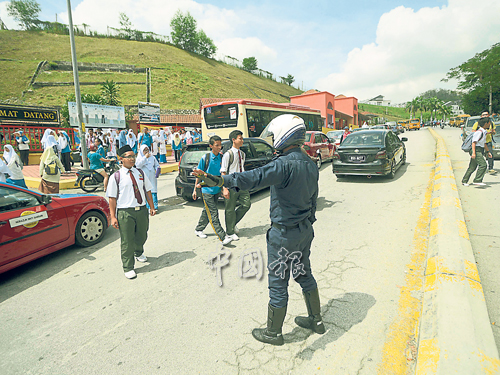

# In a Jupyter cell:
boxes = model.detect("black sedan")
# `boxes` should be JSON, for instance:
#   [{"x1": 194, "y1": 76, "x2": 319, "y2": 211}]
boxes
[
  {"x1": 332, "y1": 129, "x2": 407, "y2": 179},
  {"x1": 175, "y1": 138, "x2": 275, "y2": 201}
]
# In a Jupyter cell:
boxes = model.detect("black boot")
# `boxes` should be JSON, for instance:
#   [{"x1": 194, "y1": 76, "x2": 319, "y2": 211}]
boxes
[
  {"x1": 252, "y1": 304, "x2": 287, "y2": 346},
  {"x1": 294, "y1": 288, "x2": 326, "y2": 334}
]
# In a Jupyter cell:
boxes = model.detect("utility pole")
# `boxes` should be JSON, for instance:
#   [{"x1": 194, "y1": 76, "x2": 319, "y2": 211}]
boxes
[
  {"x1": 146, "y1": 68, "x2": 151, "y2": 103},
  {"x1": 67, "y1": 0, "x2": 89, "y2": 169}
]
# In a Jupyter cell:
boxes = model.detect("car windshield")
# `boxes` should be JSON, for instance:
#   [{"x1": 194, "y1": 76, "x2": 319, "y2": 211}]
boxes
[
  {"x1": 342, "y1": 132, "x2": 384, "y2": 146},
  {"x1": 305, "y1": 133, "x2": 312, "y2": 142},
  {"x1": 182, "y1": 150, "x2": 209, "y2": 165}
]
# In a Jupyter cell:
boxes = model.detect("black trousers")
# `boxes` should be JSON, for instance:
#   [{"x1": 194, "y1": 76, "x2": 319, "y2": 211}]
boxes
[
  {"x1": 61, "y1": 152, "x2": 71, "y2": 172},
  {"x1": 19, "y1": 150, "x2": 29, "y2": 166}
]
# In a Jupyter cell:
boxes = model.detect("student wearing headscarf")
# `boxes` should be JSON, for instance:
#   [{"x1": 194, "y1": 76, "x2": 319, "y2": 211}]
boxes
[
  {"x1": 172, "y1": 132, "x2": 182, "y2": 162},
  {"x1": 118, "y1": 130, "x2": 128, "y2": 149},
  {"x1": 3, "y1": 144, "x2": 27, "y2": 188},
  {"x1": 14, "y1": 130, "x2": 30, "y2": 166},
  {"x1": 41, "y1": 128, "x2": 58, "y2": 150},
  {"x1": 39, "y1": 135, "x2": 64, "y2": 194},
  {"x1": 185, "y1": 130, "x2": 193, "y2": 145},
  {"x1": 151, "y1": 130, "x2": 160, "y2": 161},
  {"x1": 127, "y1": 129, "x2": 137, "y2": 153},
  {"x1": 0, "y1": 157, "x2": 11, "y2": 183},
  {"x1": 158, "y1": 129, "x2": 168, "y2": 163},
  {"x1": 108, "y1": 129, "x2": 118, "y2": 157},
  {"x1": 57, "y1": 130, "x2": 72, "y2": 173},
  {"x1": 135, "y1": 144, "x2": 160, "y2": 212}
]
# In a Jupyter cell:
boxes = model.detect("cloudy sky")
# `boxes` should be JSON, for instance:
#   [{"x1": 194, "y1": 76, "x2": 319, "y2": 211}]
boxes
[{"x1": 1, "y1": 0, "x2": 499, "y2": 103}]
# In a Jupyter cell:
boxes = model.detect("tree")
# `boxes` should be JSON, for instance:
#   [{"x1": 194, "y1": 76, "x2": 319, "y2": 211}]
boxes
[
  {"x1": 7, "y1": 0, "x2": 41, "y2": 30},
  {"x1": 443, "y1": 43, "x2": 500, "y2": 114},
  {"x1": 285, "y1": 74, "x2": 295, "y2": 86},
  {"x1": 118, "y1": 12, "x2": 134, "y2": 39},
  {"x1": 100, "y1": 80, "x2": 121, "y2": 106},
  {"x1": 242, "y1": 57, "x2": 258, "y2": 72},
  {"x1": 170, "y1": 10, "x2": 198, "y2": 53},
  {"x1": 280, "y1": 74, "x2": 295, "y2": 86},
  {"x1": 197, "y1": 30, "x2": 217, "y2": 58},
  {"x1": 405, "y1": 97, "x2": 419, "y2": 118}
]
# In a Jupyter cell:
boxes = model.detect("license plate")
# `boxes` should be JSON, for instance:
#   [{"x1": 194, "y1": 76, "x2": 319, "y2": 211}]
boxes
[{"x1": 349, "y1": 155, "x2": 365, "y2": 162}]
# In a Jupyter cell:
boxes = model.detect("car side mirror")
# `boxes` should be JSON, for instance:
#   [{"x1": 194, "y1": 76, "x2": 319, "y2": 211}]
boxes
[
  {"x1": 40, "y1": 195, "x2": 52, "y2": 205},
  {"x1": 401, "y1": 137, "x2": 408, "y2": 142}
]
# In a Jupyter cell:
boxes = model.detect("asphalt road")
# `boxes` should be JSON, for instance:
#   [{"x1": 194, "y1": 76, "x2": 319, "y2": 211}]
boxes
[
  {"x1": 434, "y1": 126, "x2": 500, "y2": 350},
  {"x1": 1, "y1": 129, "x2": 438, "y2": 374}
]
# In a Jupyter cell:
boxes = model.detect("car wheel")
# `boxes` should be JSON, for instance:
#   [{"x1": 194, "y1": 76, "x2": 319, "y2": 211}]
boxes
[
  {"x1": 80, "y1": 176, "x2": 98, "y2": 192},
  {"x1": 75, "y1": 211, "x2": 106, "y2": 247},
  {"x1": 402, "y1": 151, "x2": 406, "y2": 165},
  {"x1": 316, "y1": 156, "x2": 322, "y2": 169},
  {"x1": 388, "y1": 160, "x2": 396, "y2": 179},
  {"x1": 182, "y1": 193, "x2": 195, "y2": 202}
]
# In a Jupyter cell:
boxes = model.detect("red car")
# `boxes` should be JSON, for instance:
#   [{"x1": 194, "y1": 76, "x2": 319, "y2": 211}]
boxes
[
  {"x1": 302, "y1": 131, "x2": 335, "y2": 168},
  {"x1": 0, "y1": 182, "x2": 111, "y2": 274}
]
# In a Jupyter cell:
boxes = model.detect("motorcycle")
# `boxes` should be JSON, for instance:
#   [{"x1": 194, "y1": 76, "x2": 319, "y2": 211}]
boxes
[{"x1": 75, "y1": 159, "x2": 120, "y2": 192}]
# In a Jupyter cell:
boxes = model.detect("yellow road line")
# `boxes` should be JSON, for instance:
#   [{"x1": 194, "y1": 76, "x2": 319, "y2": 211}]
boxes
[{"x1": 378, "y1": 168, "x2": 434, "y2": 374}]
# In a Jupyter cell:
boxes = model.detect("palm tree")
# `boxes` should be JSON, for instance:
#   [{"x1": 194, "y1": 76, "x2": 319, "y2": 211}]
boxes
[
  {"x1": 100, "y1": 80, "x2": 121, "y2": 106},
  {"x1": 406, "y1": 97, "x2": 420, "y2": 119}
]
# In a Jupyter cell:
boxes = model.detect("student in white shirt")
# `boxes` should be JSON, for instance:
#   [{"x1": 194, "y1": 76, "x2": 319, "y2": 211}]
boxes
[
  {"x1": 220, "y1": 130, "x2": 251, "y2": 240},
  {"x1": 462, "y1": 117, "x2": 493, "y2": 187},
  {"x1": 106, "y1": 145, "x2": 156, "y2": 279}
]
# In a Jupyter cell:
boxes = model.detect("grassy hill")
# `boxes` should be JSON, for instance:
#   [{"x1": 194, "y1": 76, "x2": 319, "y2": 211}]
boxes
[
  {"x1": 0, "y1": 30, "x2": 302, "y2": 110},
  {"x1": 358, "y1": 103, "x2": 435, "y2": 121}
]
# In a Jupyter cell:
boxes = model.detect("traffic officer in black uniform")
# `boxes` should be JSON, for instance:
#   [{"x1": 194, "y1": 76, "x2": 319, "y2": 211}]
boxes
[{"x1": 193, "y1": 114, "x2": 325, "y2": 345}]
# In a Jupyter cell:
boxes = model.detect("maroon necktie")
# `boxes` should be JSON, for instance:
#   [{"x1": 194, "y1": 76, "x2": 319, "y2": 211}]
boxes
[
  {"x1": 238, "y1": 150, "x2": 242, "y2": 172},
  {"x1": 129, "y1": 170, "x2": 143, "y2": 204}
]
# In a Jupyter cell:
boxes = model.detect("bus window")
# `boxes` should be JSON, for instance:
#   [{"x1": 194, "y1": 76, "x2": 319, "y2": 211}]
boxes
[{"x1": 204, "y1": 104, "x2": 239, "y2": 130}]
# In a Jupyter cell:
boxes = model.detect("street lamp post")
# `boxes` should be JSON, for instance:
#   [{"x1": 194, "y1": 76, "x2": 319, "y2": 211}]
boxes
[{"x1": 66, "y1": 0, "x2": 89, "y2": 169}]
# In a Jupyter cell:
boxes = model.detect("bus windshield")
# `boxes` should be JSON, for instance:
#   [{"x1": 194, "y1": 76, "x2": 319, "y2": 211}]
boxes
[{"x1": 204, "y1": 104, "x2": 238, "y2": 130}]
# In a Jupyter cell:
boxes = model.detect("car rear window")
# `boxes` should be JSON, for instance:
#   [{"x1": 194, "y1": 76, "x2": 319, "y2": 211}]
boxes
[
  {"x1": 342, "y1": 133, "x2": 384, "y2": 146},
  {"x1": 181, "y1": 151, "x2": 209, "y2": 165}
]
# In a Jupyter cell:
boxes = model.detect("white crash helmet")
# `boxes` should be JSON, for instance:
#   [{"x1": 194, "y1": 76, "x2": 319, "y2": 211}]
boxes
[{"x1": 267, "y1": 114, "x2": 306, "y2": 151}]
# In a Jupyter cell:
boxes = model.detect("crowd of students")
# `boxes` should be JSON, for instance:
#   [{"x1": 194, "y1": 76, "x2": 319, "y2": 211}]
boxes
[{"x1": 0, "y1": 126, "x2": 203, "y2": 194}]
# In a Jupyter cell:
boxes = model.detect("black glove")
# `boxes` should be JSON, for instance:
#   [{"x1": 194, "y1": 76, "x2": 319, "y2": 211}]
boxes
[{"x1": 197, "y1": 173, "x2": 224, "y2": 188}]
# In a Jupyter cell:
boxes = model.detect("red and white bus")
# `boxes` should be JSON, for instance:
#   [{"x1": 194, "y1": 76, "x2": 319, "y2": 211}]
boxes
[{"x1": 201, "y1": 100, "x2": 323, "y2": 142}]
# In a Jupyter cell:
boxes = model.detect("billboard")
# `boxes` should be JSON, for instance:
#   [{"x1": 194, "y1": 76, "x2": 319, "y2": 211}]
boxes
[
  {"x1": 68, "y1": 102, "x2": 126, "y2": 128},
  {"x1": 138, "y1": 102, "x2": 160, "y2": 124}
]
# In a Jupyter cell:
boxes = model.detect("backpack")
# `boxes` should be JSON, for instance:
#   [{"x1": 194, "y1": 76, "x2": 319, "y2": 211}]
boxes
[
  {"x1": 45, "y1": 160, "x2": 60, "y2": 175},
  {"x1": 202, "y1": 151, "x2": 225, "y2": 173},
  {"x1": 113, "y1": 168, "x2": 148, "y2": 201},
  {"x1": 461, "y1": 130, "x2": 484, "y2": 152}
]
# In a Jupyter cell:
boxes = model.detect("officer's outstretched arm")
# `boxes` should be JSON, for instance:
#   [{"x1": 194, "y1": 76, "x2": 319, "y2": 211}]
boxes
[{"x1": 191, "y1": 169, "x2": 224, "y2": 187}]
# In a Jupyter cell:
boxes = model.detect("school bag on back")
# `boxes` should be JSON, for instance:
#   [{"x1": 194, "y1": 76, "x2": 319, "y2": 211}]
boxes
[
  {"x1": 45, "y1": 160, "x2": 59, "y2": 175},
  {"x1": 461, "y1": 131, "x2": 483, "y2": 153}
]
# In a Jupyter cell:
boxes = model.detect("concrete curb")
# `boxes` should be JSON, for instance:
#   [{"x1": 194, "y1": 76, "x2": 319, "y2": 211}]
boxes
[
  {"x1": 24, "y1": 163, "x2": 179, "y2": 190},
  {"x1": 415, "y1": 129, "x2": 500, "y2": 373}
]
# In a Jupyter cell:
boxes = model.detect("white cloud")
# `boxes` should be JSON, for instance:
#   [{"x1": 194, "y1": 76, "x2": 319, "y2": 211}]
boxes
[
  {"x1": 316, "y1": 0, "x2": 500, "y2": 103},
  {"x1": 0, "y1": 1, "x2": 20, "y2": 29}
]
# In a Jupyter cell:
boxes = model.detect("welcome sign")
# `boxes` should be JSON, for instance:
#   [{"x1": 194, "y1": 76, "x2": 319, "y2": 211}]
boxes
[{"x1": 0, "y1": 105, "x2": 59, "y2": 123}]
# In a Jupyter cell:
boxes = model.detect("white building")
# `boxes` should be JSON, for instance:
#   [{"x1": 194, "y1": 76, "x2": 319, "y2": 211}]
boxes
[{"x1": 363, "y1": 95, "x2": 391, "y2": 106}]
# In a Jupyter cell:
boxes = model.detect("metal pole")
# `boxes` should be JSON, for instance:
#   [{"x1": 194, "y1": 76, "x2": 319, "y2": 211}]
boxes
[{"x1": 66, "y1": 0, "x2": 88, "y2": 169}]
